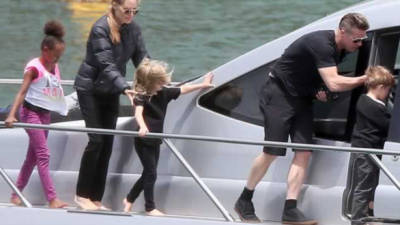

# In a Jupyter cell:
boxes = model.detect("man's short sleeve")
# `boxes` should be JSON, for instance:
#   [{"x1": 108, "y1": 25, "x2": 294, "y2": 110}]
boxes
[{"x1": 307, "y1": 35, "x2": 337, "y2": 69}]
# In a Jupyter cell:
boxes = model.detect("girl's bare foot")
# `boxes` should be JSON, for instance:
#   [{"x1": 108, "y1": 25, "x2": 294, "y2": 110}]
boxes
[
  {"x1": 93, "y1": 201, "x2": 110, "y2": 211},
  {"x1": 146, "y1": 209, "x2": 165, "y2": 216},
  {"x1": 49, "y1": 198, "x2": 68, "y2": 208},
  {"x1": 123, "y1": 198, "x2": 133, "y2": 213},
  {"x1": 74, "y1": 195, "x2": 98, "y2": 210},
  {"x1": 10, "y1": 196, "x2": 22, "y2": 206}
]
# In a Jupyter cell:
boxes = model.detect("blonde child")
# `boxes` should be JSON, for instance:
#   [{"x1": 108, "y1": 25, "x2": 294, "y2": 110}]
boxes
[
  {"x1": 5, "y1": 20, "x2": 68, "y2": 208},
  {"x1": 348, "y1": 66, "x2": 395, "y2": 224},
  {"x1": 122, "y1": 59, "x2": 213, "y2": 215}
]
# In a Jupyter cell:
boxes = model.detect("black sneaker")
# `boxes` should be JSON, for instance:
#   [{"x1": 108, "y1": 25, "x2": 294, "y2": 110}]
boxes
[
  {"x1": 234, "y1": 198, "x2": 261, "y2": 223},
  {"x1": 282, "y1": 207, "x2": 318, "y2": 225}
]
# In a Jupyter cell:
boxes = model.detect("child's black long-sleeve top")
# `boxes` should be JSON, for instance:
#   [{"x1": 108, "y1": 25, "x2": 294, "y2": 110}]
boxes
[{"x1": 351, "y1": 94, "x2": 391, "y2": 149}]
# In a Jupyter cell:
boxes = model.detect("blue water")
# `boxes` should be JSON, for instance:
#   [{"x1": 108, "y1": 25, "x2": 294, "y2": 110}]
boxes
[{"x1": 0, "y1": 0, "x2": 361, "y2": 104}]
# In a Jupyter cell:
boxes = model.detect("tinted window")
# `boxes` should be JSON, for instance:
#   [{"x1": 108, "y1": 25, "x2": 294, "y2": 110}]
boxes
[
  {"x1": 377, "y1": 31, "x2": 400, "y2": 142},
  {"x1": 199, "y1": 62, "x2": 274, "y2": 126}
]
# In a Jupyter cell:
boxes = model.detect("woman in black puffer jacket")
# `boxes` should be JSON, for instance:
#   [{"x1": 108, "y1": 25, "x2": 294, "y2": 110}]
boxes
[{"x1": 73, "y1": 0, "x2": 148, "y2": 210}]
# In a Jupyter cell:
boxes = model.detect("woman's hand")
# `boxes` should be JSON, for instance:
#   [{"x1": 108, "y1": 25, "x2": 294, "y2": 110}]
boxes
[
  {"x1": 138, "y1": 126, "x2": 149, "y2": 137},
  {"x1": 124, "y1": 89, "x2": 137, "y2": 106},
  {"x1": 5, "y1": 116, "x2": 17, "y2": 128}
]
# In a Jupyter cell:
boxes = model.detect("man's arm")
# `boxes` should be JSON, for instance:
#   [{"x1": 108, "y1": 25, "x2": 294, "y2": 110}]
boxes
[{"x1": 319, "y1": 66, "x2": 366, "y2": 92}]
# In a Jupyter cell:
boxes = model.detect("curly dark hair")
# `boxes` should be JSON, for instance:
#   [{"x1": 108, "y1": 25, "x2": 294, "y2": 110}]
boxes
[{"x1": 41, "y1": 20, "x2": 65, "y2": 50}]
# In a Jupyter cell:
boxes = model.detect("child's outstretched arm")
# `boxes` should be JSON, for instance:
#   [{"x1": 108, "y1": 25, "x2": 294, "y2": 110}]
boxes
[
  {"x1": 180, "y1": 72, "x2": 214, "y2": 94},
  {"x1": 135, "y1": 105, "x2": 149, "y2": 137}
]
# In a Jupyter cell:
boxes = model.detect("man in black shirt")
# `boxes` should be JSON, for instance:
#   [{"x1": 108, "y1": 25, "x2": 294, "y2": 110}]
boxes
[{"x1": 235, "y1": 13, "x2": 369, "y2": 224}]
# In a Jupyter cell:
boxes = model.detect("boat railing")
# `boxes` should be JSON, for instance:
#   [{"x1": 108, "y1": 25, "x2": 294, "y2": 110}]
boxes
[
  {"x1": 0, "y1": 79, "x2": 180, "y2": 87},
  {"x1": 0, "y1": 167, "x2": 32, "y2": 208},
  {"x1": 1, "y1": 122, "x2": 400, "y2": 221}
]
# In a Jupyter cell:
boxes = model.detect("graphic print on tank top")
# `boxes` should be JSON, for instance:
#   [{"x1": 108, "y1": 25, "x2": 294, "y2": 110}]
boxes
[{"x1": 24, "y1": 58, "x2": 68, "y2": 115}]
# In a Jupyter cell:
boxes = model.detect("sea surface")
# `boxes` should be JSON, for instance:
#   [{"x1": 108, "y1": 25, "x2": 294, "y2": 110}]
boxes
[{"x1": 0, "y1": 0, "x2": 361, "y2": 104}]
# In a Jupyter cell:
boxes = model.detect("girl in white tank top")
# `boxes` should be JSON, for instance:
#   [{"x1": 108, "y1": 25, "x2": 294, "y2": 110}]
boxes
[{"x1": 5, "y1": 20, "x2": 69, "y2": 208}]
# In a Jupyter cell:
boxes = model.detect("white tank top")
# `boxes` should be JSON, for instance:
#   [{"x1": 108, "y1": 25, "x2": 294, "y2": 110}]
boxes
[{"x1": 24, "y1": 58, "x2": 68, "y2": 116}]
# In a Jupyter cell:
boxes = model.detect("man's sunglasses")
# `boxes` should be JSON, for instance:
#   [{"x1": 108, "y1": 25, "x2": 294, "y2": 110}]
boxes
[{"x1": 352, "y1": 36, "x2": 368, "y2": 43}]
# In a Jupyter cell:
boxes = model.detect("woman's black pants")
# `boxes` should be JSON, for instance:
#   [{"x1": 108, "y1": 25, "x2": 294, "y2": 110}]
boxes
[{"x1": 76, "y1": 91, "x2": 120, "y2": 201}]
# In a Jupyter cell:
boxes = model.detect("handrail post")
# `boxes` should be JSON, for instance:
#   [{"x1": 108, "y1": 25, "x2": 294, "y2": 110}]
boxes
[
  {"x1": 0, "y1": 167, "x2": 32, "y2": 208},
  {"x1": 368, "y1": 154, "x2": 400, "y2": 191},
  {"x1": 163, "y1": 138, "x2": 235, "y2": 222}
]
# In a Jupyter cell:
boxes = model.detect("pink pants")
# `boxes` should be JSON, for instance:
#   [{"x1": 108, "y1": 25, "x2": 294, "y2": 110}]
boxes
[{"x1": 12, "y1": 106, "x2": 56, "y2": 201}]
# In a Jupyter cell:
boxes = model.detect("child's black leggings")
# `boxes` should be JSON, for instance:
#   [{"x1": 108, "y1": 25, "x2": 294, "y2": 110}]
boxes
[
  {"x1": 348, "y1": 152, "x2": 380, "y2": 221},
  {"x1": 126, "y1": 139, "x2": 160, "y2": 211}
]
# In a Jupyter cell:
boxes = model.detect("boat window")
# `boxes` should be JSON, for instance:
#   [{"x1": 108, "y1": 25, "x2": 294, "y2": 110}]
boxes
[
  {"x1": 377, "y1": 30, "x2": 400, "y2": 142},
  {"x1": 199, "y1": 61, "x2": 274, "y2": 126}
]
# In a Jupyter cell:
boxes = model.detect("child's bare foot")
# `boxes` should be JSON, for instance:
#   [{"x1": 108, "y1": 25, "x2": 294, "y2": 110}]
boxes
[
  {"x1": 10, "y1": 196, "x2": 22, "y2": 206},
  {"x1": 74, "y1": 195, "x2": 98, "y2": 210},
  {"x1": 49, "y1": 198, "x2": 68, "y2": 208},
  {"x1": 123, "y1": 198, "x2": 133, "y2": 213},
  {"x1": 93, "y1": 201, "x2": 110, "y2": 211},
  {"x1": 146, "y1": 209, "x2": 165, "y2": 216}
]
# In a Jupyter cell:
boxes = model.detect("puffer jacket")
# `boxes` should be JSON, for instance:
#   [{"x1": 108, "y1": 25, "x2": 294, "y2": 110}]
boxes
[{"x1": 74, "y1": 15, "x2": 148, "y2": 94}]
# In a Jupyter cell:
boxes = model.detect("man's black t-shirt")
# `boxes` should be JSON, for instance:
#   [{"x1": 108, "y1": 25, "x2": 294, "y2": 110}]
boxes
[
  {"x1": 134, "y1": 87, "x2": 181, "y2": 145},
  {"x1": 271, "y1": 30, "x2": 344, "y2": 98},
  {"x1": 352, "y1": 94, "x2": 391, "y2": 149}
]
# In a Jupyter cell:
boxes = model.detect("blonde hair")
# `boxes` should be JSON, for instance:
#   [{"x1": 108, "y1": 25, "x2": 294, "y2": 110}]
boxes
[
  {"x1": 365, "y1": 66, "x2": 395, "y2": 90},
  {"x1": 133, "y1": 59, "x2": 172, "y2": 95},
  {"x1": 339, "y1": 13, "x2": 369, "y2": 31},
  {"x1": 108, "y1": 0, "x2": 141, "y2": 44}
]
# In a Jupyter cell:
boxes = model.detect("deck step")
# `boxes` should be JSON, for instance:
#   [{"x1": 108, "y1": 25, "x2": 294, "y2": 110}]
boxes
[
  {"x1": 0, "y1": 205, "x2": 283, "y2": 225},
  {"x1": 68, "y1": 209, "x2": 131, "y2": 216}
]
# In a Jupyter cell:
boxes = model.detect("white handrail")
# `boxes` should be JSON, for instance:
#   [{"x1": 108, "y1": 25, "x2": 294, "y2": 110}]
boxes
[
  {"x1": 1, "y1": 122, "x2": 400, "y2": 156},
  {"x1": 0, "y1": 79, "x2": 180, "y2": 86},
  {"x1": 0, "y1": 168, "x2": 32, "y2": 208}
]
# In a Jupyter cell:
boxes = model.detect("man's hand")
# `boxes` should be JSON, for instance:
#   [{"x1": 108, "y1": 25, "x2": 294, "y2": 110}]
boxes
[{"x1": 315, "y1": 90, "x2": 328, "y2": 102}]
